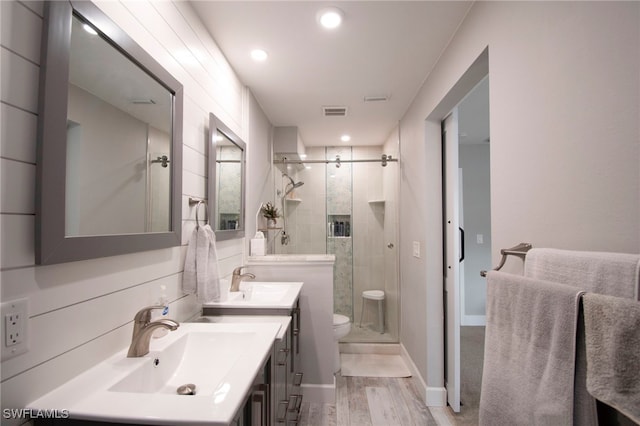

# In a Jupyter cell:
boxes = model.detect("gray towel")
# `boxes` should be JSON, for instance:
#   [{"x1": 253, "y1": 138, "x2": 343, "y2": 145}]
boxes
[
  {"x1": 524, "y1": 248, "x2": 640, "y2": 425},
  {"x1": 479, "y1": 271, "x2": 584, "y2": 426},
  {"x1": 525, "y1": 248, "x2": 640, "y2": 299},
  {"x1": 582, "y1": 293, "x2": 640, "y2": 424}
]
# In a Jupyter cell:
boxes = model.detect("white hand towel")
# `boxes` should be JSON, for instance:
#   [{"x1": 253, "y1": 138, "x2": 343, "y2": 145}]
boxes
[
  {"x1": 182, "y1": 227, "x2": 198, "y2": 295},
  {"x1": 195, "y1": 224, "x2": 221, "y2": 303}
]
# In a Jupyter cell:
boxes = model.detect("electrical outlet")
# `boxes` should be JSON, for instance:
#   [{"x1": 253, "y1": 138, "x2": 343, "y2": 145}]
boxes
[
  {"x1": 1, "y1": 298, "x2": 29, "y2": 361},
  {"x1": 477, "y1": 234, "x2": 484, "y2": 244},
  {"x1": 5, "y1": 312, "x2": 23, "y2": 346}
]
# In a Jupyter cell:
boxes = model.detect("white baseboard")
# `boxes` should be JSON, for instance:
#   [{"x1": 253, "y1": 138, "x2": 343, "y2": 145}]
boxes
[
  {"x1": 461, "y1": 314, "x2": 486, "y2": 326},
  {"x1": 399, "y1": 343, "x2": 447, "y2": 407},
  {"x1": 425, "y1": 386, "x2": 447, "y2": 407},
  {"x1": 301, "y1": 382, "x2": 336, "y2": 404}
]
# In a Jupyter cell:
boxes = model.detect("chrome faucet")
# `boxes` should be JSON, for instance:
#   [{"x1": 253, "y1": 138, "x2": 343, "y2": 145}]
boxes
[
  {"x1": 127, "y1": 306, "x2": 179, "y2": 357},
  {"x1": 230, "y1": 266, "x2": 255, "y2": 292}
]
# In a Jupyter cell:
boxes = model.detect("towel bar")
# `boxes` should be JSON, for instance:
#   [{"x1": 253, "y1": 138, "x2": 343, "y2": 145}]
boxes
[{"x1": 480, "y1": 242, "x2": 533, "y2": 277}]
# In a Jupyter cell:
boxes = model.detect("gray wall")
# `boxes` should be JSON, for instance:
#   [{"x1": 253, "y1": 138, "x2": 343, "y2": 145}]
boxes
[
  {"x1": 399, "y1": 0, "x2": 639, "y2": 401},
  {"x1": 459, "y1": 144, "x2": 491, "y2": 319}
]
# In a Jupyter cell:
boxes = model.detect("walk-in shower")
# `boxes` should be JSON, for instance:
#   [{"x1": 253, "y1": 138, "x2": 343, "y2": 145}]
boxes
[{"x1": 272, "y1": 145, "x2": 400, "y2": 343}]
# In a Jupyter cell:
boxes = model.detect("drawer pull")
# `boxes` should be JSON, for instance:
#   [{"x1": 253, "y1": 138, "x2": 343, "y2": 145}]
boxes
[
  {"x1": 287, "y1": 394, "x2": 299, "y2": 412},
  {"x1": 277, "y1": 348, "x2": 289, "y2": 366},
  {"x1": 276, "y1": 400, "x2": 288, "y2": 423},
  {"x1": 288, "y1": 393, "x2": 303, "y2": 413}
]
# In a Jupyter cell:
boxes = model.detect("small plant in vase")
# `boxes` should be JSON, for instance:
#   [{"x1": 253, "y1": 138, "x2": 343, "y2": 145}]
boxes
[{"x1": 261, "y1": 202, "x2": 281, "y2": 228}]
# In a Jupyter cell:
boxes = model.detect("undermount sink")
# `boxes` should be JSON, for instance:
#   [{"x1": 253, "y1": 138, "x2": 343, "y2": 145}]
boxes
[
  {"x1": 27, "y1": 322, "x2": 281, "y2": 425},
  {"x1": 205, "y1": 281, "x2": 303, "y2": 310}
]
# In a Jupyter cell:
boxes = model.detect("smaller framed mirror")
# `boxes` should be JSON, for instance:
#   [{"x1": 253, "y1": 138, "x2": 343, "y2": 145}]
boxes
[{"x1": 208, "y1": 113, "x2": 246, "y2": 241}]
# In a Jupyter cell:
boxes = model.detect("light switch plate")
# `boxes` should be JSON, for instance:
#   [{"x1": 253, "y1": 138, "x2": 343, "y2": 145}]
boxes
[
  {"x1": 413, "y1": 241, "x2": 421, "y2": 258},
  {"x1": 1, "y1": 298, "x2": 29, "y2": 361}
]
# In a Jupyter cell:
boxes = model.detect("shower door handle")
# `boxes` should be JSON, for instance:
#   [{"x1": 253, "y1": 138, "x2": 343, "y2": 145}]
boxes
[{"x1": 459, "y1": 227, "x2": 465, "y2": 262}]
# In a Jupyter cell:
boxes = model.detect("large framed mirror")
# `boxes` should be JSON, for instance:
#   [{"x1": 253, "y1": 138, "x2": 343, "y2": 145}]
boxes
[
  {"x1": 208, "y1": 113, "x2": 246, "y2": 241},
  {"x1": 36, "y1": 0, "x2": 183, "y2": 264}
]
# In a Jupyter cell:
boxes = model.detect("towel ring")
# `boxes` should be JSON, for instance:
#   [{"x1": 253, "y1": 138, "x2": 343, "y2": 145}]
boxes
[{"x1": 189, "y1": 197, "x2": 208, "y2": 228}]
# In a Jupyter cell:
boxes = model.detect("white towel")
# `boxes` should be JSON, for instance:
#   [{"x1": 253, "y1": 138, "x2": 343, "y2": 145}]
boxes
[
  {"x1": 182, "y1": 224, "x2": 221, "y2": 303},
  {"x1": 479, "y1": 271, "x2": 583, "y2": 426},
  {"x1": 182, "y1": 227, "x2": 198, "y2": 294},
  {"x1": 196, "y1": 225, "x2": 221, "y2": 303}
]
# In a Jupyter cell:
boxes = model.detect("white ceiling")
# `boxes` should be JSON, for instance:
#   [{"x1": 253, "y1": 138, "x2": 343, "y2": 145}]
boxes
[{"x1": 190, "y1": 1, "x2": 473, "y2": 147}]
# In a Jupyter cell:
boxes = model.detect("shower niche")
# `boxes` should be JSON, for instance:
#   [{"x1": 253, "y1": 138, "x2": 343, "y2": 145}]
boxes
[{"x1": 328, "y1": 215, "x2": 351, "y2": 238}]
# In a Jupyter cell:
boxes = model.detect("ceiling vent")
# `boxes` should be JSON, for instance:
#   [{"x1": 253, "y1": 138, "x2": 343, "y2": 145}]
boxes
[
  {"x1": 322, "y1": 106, "x2": 348, "y2": 117},
  {"x1": 363, "y1": 95, "x2": 388, "y2": 103}
]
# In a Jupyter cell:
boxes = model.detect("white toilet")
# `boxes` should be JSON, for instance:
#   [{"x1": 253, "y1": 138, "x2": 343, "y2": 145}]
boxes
[{"x1": 333, "y1": 314, "x2": 351, "y2": 373}]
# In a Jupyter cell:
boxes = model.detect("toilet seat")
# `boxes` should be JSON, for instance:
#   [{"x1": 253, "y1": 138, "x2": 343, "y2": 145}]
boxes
[{"x1": 333, "y1": 314, "x2": 350, "y2": 327}]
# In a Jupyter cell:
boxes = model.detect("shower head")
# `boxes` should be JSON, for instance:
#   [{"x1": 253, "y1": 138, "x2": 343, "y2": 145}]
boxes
[
  {"x1": 284, "y1": 181, "x2": 304, "y2": 197},
  {"x1": 283, "y1": 173, "x2": 304, "y2": 190}
]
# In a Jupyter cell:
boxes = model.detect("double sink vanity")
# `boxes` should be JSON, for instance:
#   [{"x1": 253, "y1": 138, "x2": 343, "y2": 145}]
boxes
[{"x1": 28, "y1": 281, "x2": 304, "y2": 426}]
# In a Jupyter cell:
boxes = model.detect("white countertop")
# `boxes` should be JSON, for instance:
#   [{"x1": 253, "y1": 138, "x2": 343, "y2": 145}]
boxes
[
  {"x1": 27, "y1": 322, "x2": 281, "y2": 425},
  {"x1": 248, "y1": 254, "x2": 335, "y2": 265},
  {"x1": 202, "y1": 281, "x2": 303, "y2": 311},
  {"x1": 191, "y1": 315, "x2": 291, "y2": 340}
]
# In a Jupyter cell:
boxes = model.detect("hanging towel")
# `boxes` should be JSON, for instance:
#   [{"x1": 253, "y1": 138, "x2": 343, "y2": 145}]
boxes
[
  {"x1": 195, "y1": 224, "x2": 221, "y2": 303},
  {"x1": 582, "y1": 293, "x2": 640, "y2": 424},
  {"x1": 182, "y1": 224, "x2": 221, "y2": 303},
  {"x1": 524, "y1": 248, "x2": 640, "y2": 425},
  {"x1": 182, "y1": 227, "x2": 198, "y2": 295},
  {"x1": 479, "y1": 271, "x2": 584, "y2": 426},
  {"x1": 524, "y1": 248, "x2": 640, "y2": 299}
]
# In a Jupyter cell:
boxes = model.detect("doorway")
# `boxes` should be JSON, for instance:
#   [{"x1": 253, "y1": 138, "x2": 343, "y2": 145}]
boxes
[{"x1": 443, "y1": 76, "x2": 491, "y2": 423}]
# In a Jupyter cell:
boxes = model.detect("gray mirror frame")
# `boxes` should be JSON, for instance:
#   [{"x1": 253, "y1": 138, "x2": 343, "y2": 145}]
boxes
[
  {"x1": 208, "y1": 113, "x2": 246, "y2": 241},
  {"x1": 36, "y1": 0, "x2": 183, "y2": 265}
]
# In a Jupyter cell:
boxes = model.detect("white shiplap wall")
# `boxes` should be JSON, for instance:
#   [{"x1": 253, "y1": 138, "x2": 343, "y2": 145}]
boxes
[{"x1": 0, "y1": 1, "x2": 253, "y2": 422}]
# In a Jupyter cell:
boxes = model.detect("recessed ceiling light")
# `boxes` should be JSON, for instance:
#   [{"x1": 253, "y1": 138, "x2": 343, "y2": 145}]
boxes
[
  {"x1": 317, "y1": 7, "x2": 343, "y2": 30},
  {"x1": 341, "y1": 134, "x2": 351, "y2": 142},
  {"x1": 250, "y1": 49, "x2": 268, "y2": 62}
]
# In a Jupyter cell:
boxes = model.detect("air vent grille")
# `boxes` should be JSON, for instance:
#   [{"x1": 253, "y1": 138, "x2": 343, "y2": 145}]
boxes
[
  {"x1": 323, "y1": 106, "x2": 348, "y2": 117},
  {"x1": 363, "y1": 95, "x2": 388, "y2": 102}
]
